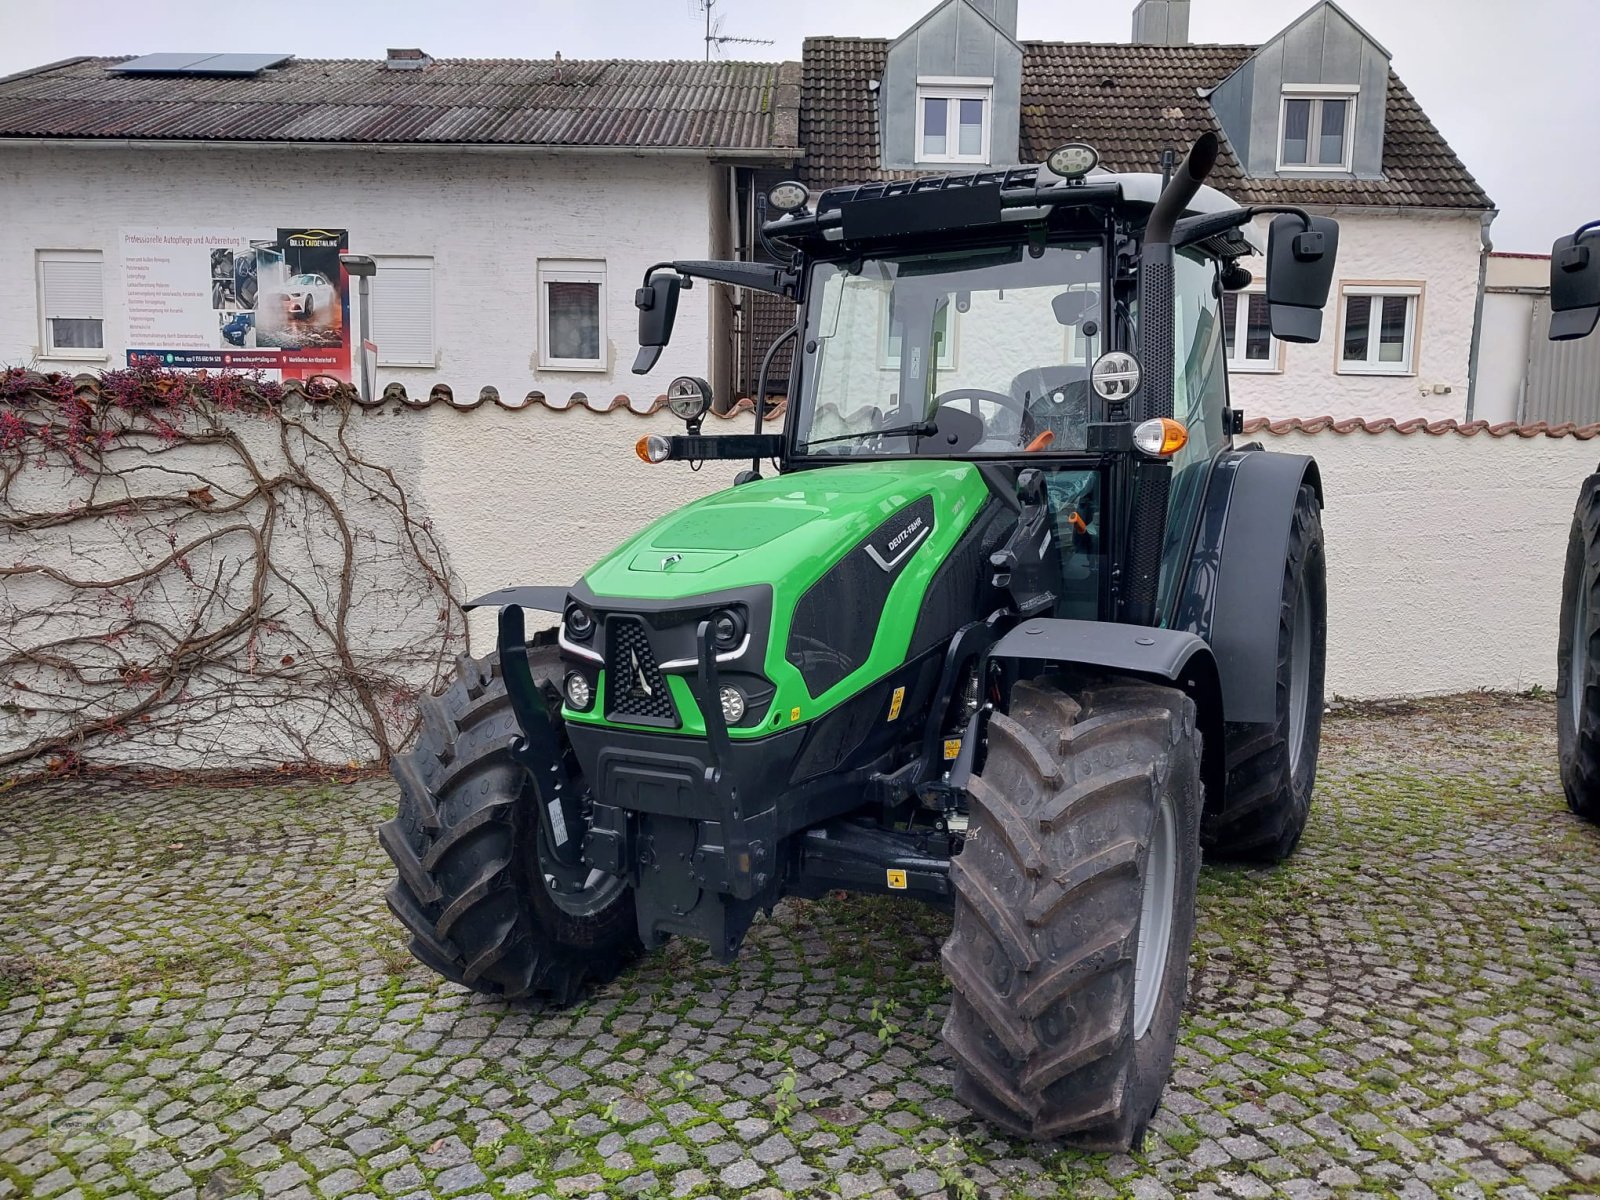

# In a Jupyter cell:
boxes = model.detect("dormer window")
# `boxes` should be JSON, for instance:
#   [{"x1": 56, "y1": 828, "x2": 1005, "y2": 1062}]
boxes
[
  {"x1": 916, "y1": 77, "x2": 992, "y2": 164},
  {"x1": 1278, "y1": 85, "x2": 1357, "y2": 171}
]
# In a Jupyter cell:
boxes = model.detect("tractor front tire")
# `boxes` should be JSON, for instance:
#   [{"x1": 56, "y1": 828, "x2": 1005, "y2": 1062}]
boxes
[
  {"x1": 1208, "y1": 483, "x2": 1326, "y2": 861},
  {"x1": 1557, "y1": 474, "x2": 1600, "y2": 823},
  {"x1": 379, "y1": 648, "x2": 641, "y2": 1004},
  {"x1": 942, "y1": 677, "x2": 1202, "y2": 1149}
]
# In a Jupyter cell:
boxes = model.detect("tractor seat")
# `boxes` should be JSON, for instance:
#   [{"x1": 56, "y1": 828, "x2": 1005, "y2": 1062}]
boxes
[{"x1": 1011, "y1": 369, "x2": 1090, "y2": 452}]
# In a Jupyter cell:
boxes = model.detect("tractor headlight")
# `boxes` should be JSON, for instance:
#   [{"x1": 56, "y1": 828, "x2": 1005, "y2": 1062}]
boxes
[
  {"x1": 719, "y1": 685, "x2": 747, "y2": 724},
  {"x1": 1090, "y1": 351, "x2": 1142, "y2": 401},
  {"x1": 564, "y1": 671, "x2": 594, "y2": 711},
  {"x1": 563, "y1": 605, "x2": 595, "y2": 642},
  {"x1": 709, "y1": 608, "x2": 746, "y2": 651},
  {"x1": 1133, "y1": 417, "x2": 1189, "y2": 458}
]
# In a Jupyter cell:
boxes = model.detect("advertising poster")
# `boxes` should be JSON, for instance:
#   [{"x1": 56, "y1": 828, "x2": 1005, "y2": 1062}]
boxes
[{"x1": 121, "y1": 227, "x2": 352, "y2": 381}]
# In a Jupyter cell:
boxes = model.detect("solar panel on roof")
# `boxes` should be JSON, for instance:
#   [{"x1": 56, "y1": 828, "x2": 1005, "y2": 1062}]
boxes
[{"x1": 109, "y1": 52, "x2": 292, "y2": 76}]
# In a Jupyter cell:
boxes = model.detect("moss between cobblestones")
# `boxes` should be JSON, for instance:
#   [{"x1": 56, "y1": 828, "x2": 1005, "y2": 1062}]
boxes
[{"x1": 3, "y1": 695, "x2": 1599, "y2": 1199}]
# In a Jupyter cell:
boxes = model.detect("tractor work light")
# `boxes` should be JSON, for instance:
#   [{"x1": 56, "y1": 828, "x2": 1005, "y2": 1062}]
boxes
[
  {"x1": 635, "y1": 434, "x2": 671, "y2": 464},
  {"x1": 1090, "y1": 351, "x2": 1142, "y2": 401},
  {"x1": 667, "y1": 376, "x2": 712, "y2": 422},
  {"x1": 1133, "y1": 417, "x2": 1189, "y2": 458},
  {"x1": 766, "y1": 180, "x2": 809, "y2": 213},
  {"x1": 1046, "y1": 143, "x2": 1099, "y2": 180},
  {"x1": 564, "y1": 671, "x2": 594, "y2": 711},
  {"x1": 719, "y1": 685, "x2": 747, "y2": 724}
]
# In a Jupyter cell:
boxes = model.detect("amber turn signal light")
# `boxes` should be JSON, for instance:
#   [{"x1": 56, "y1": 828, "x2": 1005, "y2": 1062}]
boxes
[
  {"x1": 635, "y1": 434, "x2": 671, "y2": 464},
  {"x1": 1132, "y1": 417, "x2": 1188, "y2": 458}
]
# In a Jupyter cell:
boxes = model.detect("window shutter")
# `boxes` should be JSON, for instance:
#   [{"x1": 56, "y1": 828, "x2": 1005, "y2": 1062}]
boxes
[
  {"x1": 41, "y1": 256, "x2": 104, "y2": 319},
  {"x1": 371, "y1": 261, "x2": 434, "y2": 366}
]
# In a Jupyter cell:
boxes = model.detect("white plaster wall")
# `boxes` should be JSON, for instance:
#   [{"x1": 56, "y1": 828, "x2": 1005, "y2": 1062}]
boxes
[
  {"x1": 1261, "y1": 426, "x2": 1600, "y2": 699},
  {"x1": 0, "y1": 144, "x2": 720, "y2": 408},
  {"x1": 1228, "y1": 210, "x2": 1485, "y2": 423},
  {"x1": 339, "y1": 405, "x2": 731, "y2": 651},
  {"x1": 355, "y1": 403, "x2": 1600, "y2": 703},
  {"x1": 1476, "y1": 291, "x2": 1534, "y2": 424}
]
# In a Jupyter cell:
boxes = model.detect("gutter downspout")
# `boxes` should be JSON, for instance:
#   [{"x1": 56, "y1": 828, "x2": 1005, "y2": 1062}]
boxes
[{"x1": 1465, "y1": 208, "x2": 1498, "y2": 421}]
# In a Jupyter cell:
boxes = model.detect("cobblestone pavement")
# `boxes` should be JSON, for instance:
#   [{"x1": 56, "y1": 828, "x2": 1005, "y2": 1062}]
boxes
[{"x1": 2, "y1": 695, "x2": 1598, "y2": 1200}]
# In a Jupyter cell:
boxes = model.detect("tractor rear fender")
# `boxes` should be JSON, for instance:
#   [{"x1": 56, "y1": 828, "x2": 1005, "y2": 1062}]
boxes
[
  {"x1": 986, "y1": 620, "x2": 1225, "y2": 816},
  {"x1": 1171, "y1": 449, "x2": 1322, "y2": 726}
]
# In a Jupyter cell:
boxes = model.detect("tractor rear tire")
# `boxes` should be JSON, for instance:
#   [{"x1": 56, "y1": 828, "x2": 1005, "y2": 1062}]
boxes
[
  {"x1": 941, "y1": 677, "x2": 1202, "y2": 1149},
  {"x1": 1557, "y1": 474, "x2": 1600, "y2": 823},
  {"x1": 1207, "y1": 483, "x2": 1326, "y2": 861},
  {"x1": 379, "y1": 647, "x2": 642, "y2": 1004}
]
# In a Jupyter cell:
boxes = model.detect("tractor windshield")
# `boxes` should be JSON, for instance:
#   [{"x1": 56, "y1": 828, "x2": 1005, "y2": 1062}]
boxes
[{"x1": 793, "y1": 241, "x2": 1106, "y2": 457}]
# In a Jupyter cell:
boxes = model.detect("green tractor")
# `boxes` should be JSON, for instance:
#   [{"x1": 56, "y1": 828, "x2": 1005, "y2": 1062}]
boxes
[
  {"x1": 381, "y1": 134, "x2": 1339, "y2": 1147},
  {"x1": 1553, "y1": 218, "x2": 1600, "y2": 823}
]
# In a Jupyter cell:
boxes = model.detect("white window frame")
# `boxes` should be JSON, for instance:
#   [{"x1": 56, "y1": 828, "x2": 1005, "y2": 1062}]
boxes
[
  {"x1": 537, "y1": 259, "x2": 607, "y2": 372},
  {"x1": 368, "y1": 255, "x2": 436, "y2": 368},
  {"x1": 1222, "y1": 288, "x2": 1281, "y2": 374},
  {"x1": 36, "y1": 249, "x2": 107, "y2": 360},
  {"x1": 1336, "y1": 282, "x2": 1422, "y2": 376},
  {"x1": 915, "y1": 76, "x2": 993, "y2": 165},
  {"x1": 1277, "y1": 84, "x2": 1359, "y2": 173}
]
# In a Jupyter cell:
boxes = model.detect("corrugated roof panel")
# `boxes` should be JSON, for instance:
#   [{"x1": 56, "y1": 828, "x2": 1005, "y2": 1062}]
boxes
[{"x1": 0, "y1": 54, "x2": 801, "y2": 152}]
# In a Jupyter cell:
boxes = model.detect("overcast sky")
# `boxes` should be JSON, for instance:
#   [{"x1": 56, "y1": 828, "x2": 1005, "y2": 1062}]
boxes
[{"x1": 2, "y1": 0, "x2": 1594, "y2": 252}]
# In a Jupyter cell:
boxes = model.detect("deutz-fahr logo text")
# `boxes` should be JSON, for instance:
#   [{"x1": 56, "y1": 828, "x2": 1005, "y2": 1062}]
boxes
[{"x1": 888, "y1": 516, "x2": 925, "y2": 553}]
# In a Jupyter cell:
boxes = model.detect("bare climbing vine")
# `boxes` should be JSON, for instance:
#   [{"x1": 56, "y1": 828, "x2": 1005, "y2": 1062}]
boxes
[{"x1": 0, "y1": 364, "x2": 465, "y2": 775}]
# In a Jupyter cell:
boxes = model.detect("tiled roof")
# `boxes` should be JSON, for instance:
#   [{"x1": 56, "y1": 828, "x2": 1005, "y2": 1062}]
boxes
[
  {"x1": 0, "y1": 56, "x2": 801, "y2": 152},
  {"x1": 1243, "y1": 415, "x2": 1600, "y2": 439},
  {"x1": 799, "y1": 38, "x2": 1491, "y2": 209}
]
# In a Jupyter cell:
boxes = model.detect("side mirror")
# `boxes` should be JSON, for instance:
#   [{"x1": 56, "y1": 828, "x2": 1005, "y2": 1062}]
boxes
[
  {"x1": 1264, "y1": 214, "x2": 1339, "y2": 343},
  {"x1": 633, "y1": 273, "x2": 683, "y2": 374},
  {"x1": 1550, "y1": 231, "x2": 1600, "y2": 341}
]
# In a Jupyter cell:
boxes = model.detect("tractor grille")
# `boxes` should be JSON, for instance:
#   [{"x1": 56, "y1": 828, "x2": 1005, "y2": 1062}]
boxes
[{"x1": 605, "y1": 617, "x2": 677, "y2": 724}]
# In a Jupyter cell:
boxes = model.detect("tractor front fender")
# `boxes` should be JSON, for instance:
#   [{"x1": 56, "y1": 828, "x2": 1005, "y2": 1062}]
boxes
[
  {"x1": 987, "y1": 619, "x2": 1225, "y2": 814},
  {"x1": 1171, "y1": 449, "x2": 1321, "y2": 726},
  {"x1": 464, "y1": 585, "x2": 571, "y2": 613}
]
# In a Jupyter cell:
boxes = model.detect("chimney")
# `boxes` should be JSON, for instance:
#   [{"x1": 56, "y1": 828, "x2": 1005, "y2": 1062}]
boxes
[
  {"x1": 1131, "y1": 0, "x2": 1190, "y2": 45},
  {"x1": 383, "y1": 47, "x2": 433, "y2": 71},
  {"x1": 965, "y1": 0, "x2": 1019, "y2": 38}
]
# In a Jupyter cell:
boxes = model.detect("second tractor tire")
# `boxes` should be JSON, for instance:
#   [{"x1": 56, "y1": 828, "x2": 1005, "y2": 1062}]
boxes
[
  {"x1": 942, "y1": 676, "x2": 1203, "y2": 1149},
  {"x1": 379, "y1": 647, "x2": 643, "y2": 1004},
  {"x1": 1557, "y1": 473, "x2": 1600, "y2": 823},
  {"x1": 1208, "y1": 483, "x2": 1327, "y2": 861}
]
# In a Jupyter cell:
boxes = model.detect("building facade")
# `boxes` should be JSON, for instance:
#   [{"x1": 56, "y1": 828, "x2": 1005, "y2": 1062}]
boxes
[
  {"x1": 797, "y1": 0, "x2": 1495, "y2": 422},
  {"x1": 0, "y1": 53, "x2": 800, "y2": 410}
]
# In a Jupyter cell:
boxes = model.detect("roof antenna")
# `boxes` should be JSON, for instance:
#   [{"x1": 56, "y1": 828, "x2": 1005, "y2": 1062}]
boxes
[
  {"x1": 1160, "y1": 147, "x2": 1176, "y2": 188},
  {"x1": 698, "y1": 0, "x2": 774, "y2": 60}
]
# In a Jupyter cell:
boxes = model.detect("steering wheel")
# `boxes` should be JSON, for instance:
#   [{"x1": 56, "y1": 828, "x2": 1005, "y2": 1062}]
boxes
[
  {"x1": 932, "y1": 387, "x2": 1027, "y2": 420},
  {"x1": 931, "y1": 387, "x2": 1040, "y2": 451}
]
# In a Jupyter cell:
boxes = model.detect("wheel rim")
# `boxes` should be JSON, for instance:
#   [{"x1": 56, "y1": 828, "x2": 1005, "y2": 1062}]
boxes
[
  {"x1": 537, "y1": 815, "x2": 626, "y2": 919},
  {"x1": 1574, "y1": 572, "x2": 1590, "y2": 732},
  {"x1": 544, "y1": 865, "x2": 626, "y2": 918},
  {"x1": 1132, "y1": 792, "x2": 1177, "y2": 1041},
  {"x1": 1288, "y1": 568, "x2": 1313, "y2": 776}
]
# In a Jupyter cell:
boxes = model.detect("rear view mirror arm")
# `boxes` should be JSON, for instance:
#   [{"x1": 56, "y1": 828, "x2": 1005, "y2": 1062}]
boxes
[{"x1": 1171, "y1": 205, "x2": 1313, "y2": 250}]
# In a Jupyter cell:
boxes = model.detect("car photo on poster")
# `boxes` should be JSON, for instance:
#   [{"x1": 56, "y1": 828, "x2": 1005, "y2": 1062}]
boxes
[
  {"x1": 281, "y1": 272, "x2": 334, "y2": 319},
  {"x1": 220, "y1": 310, "x2": 254, "y2": 348}
]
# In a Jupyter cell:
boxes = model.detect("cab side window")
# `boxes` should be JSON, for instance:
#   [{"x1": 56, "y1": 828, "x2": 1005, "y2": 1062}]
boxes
[{"x1": 1158, "y1": 251, "x2": 1230, "y2": 619}]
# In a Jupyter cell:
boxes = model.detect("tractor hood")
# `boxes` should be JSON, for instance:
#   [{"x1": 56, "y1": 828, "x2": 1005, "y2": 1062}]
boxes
[
  {"x1": 564, "y1": 459, "x2": 991, "y2": 735},
  {"x1": 581, "y1": 460, "x2": 987, "y2": 602}
]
